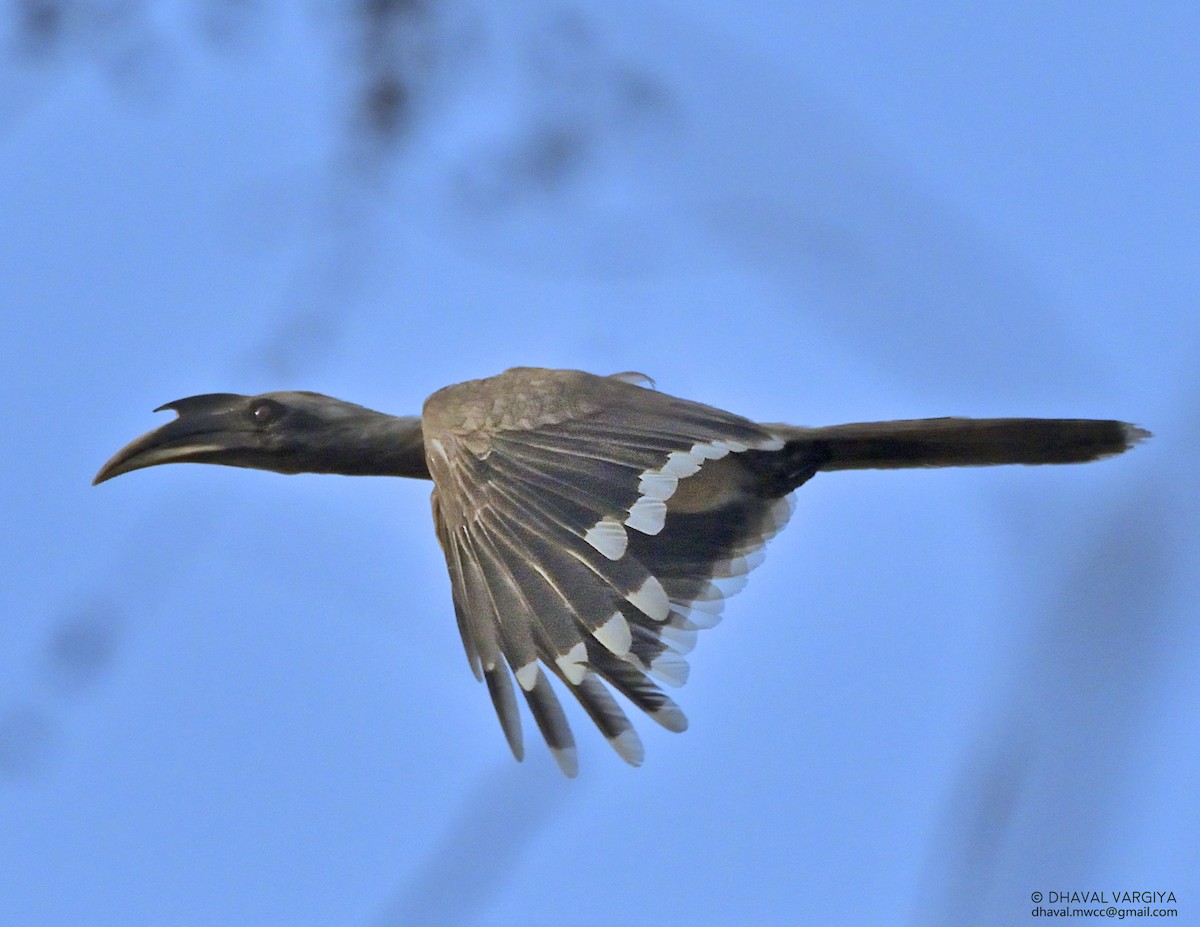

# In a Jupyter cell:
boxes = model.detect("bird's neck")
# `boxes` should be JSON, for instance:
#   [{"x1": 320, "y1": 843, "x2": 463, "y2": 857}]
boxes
[{"x1": 308, "y1": 413, "x2": 431, "y2": 480}]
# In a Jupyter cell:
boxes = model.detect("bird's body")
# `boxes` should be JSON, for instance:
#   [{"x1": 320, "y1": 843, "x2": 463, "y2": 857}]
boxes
[{"x1": 94, "y1": 367, "x2": 1147, "y2": 774}]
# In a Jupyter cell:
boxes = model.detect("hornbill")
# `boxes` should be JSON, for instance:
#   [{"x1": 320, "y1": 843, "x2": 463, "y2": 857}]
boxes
[{"x1": 94, "y1": 367, "x2": 1148, "y2": 775}]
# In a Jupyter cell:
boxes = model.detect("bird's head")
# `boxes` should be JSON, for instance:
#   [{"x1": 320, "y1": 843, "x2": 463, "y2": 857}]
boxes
[{"x1": 93, "y1": 391, "x2": 425, "y2": 484}]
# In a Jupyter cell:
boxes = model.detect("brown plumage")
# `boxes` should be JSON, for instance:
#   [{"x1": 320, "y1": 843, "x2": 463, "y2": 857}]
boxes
[{"x1": 93, "y1": 367, "x2": 1148, "y2": 774}]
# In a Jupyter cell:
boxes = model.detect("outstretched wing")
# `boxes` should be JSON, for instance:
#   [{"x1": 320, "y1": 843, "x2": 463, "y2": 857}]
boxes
[{"x1": 424, "y1": 369, "x2": 816, "y2": 774}]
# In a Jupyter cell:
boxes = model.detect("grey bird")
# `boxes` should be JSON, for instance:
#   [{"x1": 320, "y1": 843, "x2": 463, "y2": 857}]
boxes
[{"x1": 94, "y1": 367, "x2": 1148, "y2": 775}]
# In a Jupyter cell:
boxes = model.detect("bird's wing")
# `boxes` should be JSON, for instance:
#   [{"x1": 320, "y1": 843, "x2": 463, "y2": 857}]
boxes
[{"x1": 424, "y1": 369, "x2": 810, "y2": 774}]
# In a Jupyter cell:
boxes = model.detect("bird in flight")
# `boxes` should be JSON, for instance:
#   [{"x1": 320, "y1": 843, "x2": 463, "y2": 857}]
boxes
[{"x1": 94, "y1": 367, "x2": 1147, "y2": 775}]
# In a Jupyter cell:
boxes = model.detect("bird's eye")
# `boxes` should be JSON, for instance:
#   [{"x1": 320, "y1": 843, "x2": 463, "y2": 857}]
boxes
[{"x1": 250, "y1": 401, "x2": 279, "y2": 425}]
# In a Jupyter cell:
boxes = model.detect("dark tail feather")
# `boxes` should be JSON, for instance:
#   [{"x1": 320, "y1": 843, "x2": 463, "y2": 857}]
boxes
[{"x1": 773, "y1": 418, "x2": 1149, "y2": 471}]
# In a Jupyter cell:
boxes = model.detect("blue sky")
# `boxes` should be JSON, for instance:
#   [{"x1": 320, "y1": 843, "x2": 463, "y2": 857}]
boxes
[{"x1": 1, "y1": 3, "x2": 1196, "y2": 925}]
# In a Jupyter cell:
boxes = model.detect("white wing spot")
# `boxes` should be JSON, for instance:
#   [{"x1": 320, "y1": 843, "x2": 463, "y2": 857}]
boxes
[
  {"x1": 659, "y1": 449, "x2": 706, "y2": 479},
  {"x1": 658, "y1": 622, "x2": 698, "y2": 654},
  {"x1": 627, "y1": 575, "x2": 670, "y2": 622},
  {"x1": 609, "y1": 728, "x2": 645, "y2": 766},
  {"x1": 626, "y1": 440, "x2": 741, "y2": 534},
  {"x1": 584, "y1": 516, "x2": 628, "y2": 560},
  {"x1": 691, "y1": 441, "x2": 731, "y2": 462},
  {"x1": 515, "y1": 662, "x2": 539, "y2": 692},
  {"x1": 672, "y1": 605, "x2": 723, "y2": 629},
  {"x1": 710, "y1": 574, "x2": 749, "y2": 598},
  {"x1": 673, "y1": 595, "x2": 727, "y2": 623},
  {"x1": 766, "y1": 495, "x2": 796, "y2": 534},
  {"x1": 593, "y1": 612, "x2": 632, "y2": 657},
  {"x1": 555, "y1": 641, "x2": 588, "y2": 685},
  {"x1": 551, "y1": 745, "x2": 579, "y2": 778},
  {"x1": 625, "y1": 496, "x2": 667, "y2": 535},
  {"x1": 647, "y1": 651, "x2": 689, "y2": 687},
  {"x1": 636, "y1": 470, "x2": 679, "y2": 500},
  {"x1": 651, "y1": 703, "x2": 688, "y2": 733},
  {"x1": 712, "y1": 549, "x2": 767, "y2": 579}
]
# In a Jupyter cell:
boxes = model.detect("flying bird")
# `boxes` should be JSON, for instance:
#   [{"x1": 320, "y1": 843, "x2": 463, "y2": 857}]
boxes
[{"x1": 93, "y1": 367, "x2": 1147, "y2": 775}]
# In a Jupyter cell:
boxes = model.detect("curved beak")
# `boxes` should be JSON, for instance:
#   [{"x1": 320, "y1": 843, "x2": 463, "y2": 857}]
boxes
[{"x1": 92, "y1": 393, "x2": 252, "y2": 485}]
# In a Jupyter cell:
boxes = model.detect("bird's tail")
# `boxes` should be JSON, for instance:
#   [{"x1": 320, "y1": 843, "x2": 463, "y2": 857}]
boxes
[{"x1": 770, "y1": 418, "x2": 1149, "y2": 471}]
